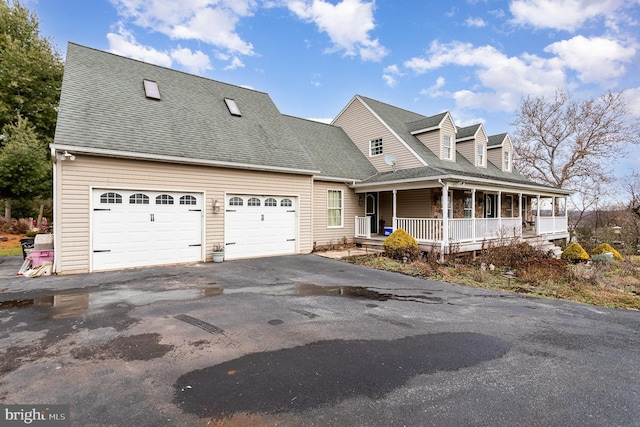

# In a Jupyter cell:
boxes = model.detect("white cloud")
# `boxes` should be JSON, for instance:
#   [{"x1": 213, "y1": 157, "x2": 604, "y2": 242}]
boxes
[
  {"x1": 110, "y1": 0, "x2": 256, "y2": 55},
  {"x1": 287, "y1": 0, "x2": 389, "y2": 61},
  {"x1": 624, "y1": 87, "x2": 640, "y2": 118},
  {"x1": 420, "y1": 76, "x2": 446, "y2": 98},
  {"x1": 464, "y1": 17, "x2": 487, "y2": 28},
  {"x1": 307, "y1": 117, "x2": 333, "y2": 124},
  {"x1": 509, "y1": 0, "x2": 635, "y2": 32},
  {"x1": 403, "y1": 35, "x2": 637, "y2": 113},
  {"x1": 382, "y1": 64, "x2": 402, "y2": 87},
  {"x1": 107, "y1": 25, "x2": 172, "y2": 67},
  {"x1": 223, "y1": 56, "x2": 245, "y2": 70},
  {"x1": 170, "y1": 47, "x2": 212, "y2": 74},
  {"x1": 544, "y1": 35, "x2": 636, "y2": 83}
]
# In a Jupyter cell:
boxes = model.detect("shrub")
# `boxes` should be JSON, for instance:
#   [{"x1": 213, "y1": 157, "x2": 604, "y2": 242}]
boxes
[
  {"x1": 590, "y1": 243, "x2": 622, "y2": 261},
  {"x1": 383, "y1": 229, "x2": 420, "y2": 261},
  {"x1": 561, "y1": 242, "x2": 590, "y2": 263},
  {"x1": 481, "y1": 241, "x2": 550, "y2": 269}
]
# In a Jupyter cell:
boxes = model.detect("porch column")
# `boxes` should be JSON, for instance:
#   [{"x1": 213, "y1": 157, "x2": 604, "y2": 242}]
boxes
[
  {"x1": 536, "y1": 195, "x2": 541, "y2": 230},
  {"x1": 441, "y1": 182, "x2": 449, "y2": 259},
  {"x1": 392, "y1": 189, "x2": 397, "y2": 230},
  {"x1": 472, "y1": 188, "x2": 476, "y2": 241},
  {"x1": 518, "y1": 193, "x2": 522, "y2": 219},
  {"x1": 497, "y1": 191, "x2": 502, "y2": 232}
]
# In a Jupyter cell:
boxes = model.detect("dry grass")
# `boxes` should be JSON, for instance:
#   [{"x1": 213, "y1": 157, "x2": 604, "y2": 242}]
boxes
[
  {"x1": 0, "y1": 233, "x2": 25, "y2": 257},
  {"x1": 346, "y1": 247, "x2": 640, "y2": 310}
]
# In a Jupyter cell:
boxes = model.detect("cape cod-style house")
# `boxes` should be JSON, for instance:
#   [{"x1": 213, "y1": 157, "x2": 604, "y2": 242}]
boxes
[{"x1": 50, "y1": 43, "x2": 570, "y2": 273}]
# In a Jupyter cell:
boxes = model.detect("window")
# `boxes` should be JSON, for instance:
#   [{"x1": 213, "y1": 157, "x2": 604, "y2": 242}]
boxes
[
  {"x1": 265, "y1": 198, "x2": 277, "y2": 207},
  {"x1": 447, "y1": 190, "x2": 453, "y2": 219},
  {"x1": 180, "y1": 195, "x2": 197, "y2": 205},
  {"x1": 129, "y1": 193, "x2": 149, "y2": 204},
  {"x1": 100, "y1": 192, "x2": 122, "y2": 204},
  {"x1": 443, "y1": 135, "x2": 453, "y2": 160},
  {"x1": 143, "y1": 79, "x2": 161, "y2": 100},
  {"x1": 486, "y1": 195, "x2": 493, "y2": 216},
  {"x1": 281, "y1": 199, "x2": 293, "y2": 207},
  {"x1": 224, "y1": 98, "x2": 241, "y2": 116},
  {"x1": 464, "y1": 192, "x2": 473, "y2": 218},
  {"x1": 477, "y1": 143, "x2": 485, "y2": 166},
  {"x1": 229, "y1": 197, "x2": 243, "y2": 206},
  {"x1": 327, "y1": 190, "x2": 343, "y2": 227},
  {"x1": 247, "y1": 197, "x2": 261, "y2": 206},
  {"x1": 505, "y1": 195, "x2": 514, "y2": 217},
  {"x1": 504, "y1": 151, "x2": 511, "y2": 171},
  {"x1": 155, "y1": 194, "x2": 174, "y2": 205},
  {"x1": 369, "y1": 138, "x2": 383, "y2": 156}
]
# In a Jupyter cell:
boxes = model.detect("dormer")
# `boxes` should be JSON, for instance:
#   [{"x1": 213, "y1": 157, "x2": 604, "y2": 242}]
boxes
[
  {"x1": 456, "y1": 123, "x2": 488, "y2": 168},
  {"x1": 408, "y1": 111, "x2": 456, "y2": 162},
  {"x1": 488, "y1": 133, "x2": 513, "y2": 172}
]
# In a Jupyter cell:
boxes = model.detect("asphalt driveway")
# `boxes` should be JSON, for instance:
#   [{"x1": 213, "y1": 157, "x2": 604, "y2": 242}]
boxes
[{"x1": 0, "y1": 254, "x2": 639, "y2": 426}]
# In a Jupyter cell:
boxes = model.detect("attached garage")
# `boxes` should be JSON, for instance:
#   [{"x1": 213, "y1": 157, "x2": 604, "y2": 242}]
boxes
[
  {"x1": 224, "y1": 194, "x2": 297, "y2": 260},
  {"x1": 91, "y1": 189, "x2": 204, "y2": 271}
]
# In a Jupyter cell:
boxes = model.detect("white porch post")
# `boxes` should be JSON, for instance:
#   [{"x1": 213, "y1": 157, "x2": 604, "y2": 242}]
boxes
[
  {"x1": 392, "y1": 189, "x2": 397, "y2": 230},
  {"x1": 497, "y1": 191, "x2": 502, "y2": 231},
  {"x1": 472, "y1": 188, "x2": 476, "y2": 241},
  {"x1": 536, "y1": 195, "x2": 541, "y2": 231},
  {"x1": 441, "y1": 182, "x2": 449, "y2": 260}
]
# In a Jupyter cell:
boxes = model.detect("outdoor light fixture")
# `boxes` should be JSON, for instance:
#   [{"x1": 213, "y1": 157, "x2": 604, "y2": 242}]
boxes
[
  {"x1": 57, "y1": 151, "x2": 76, "y2": 161},
  {"x1": 358, "y1": 194, "x2": 364, "y2": 206},
  {"x1": 213, "y1": 199, "x2": 221, "y2": 213}
]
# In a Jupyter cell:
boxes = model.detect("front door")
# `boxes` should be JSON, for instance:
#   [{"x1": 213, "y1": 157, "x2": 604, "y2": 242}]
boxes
[
  {"x1": 485, "y1": 194, "x2": 496, "y2": 218},
  {"x1": 366, "y1": 193, "x2": 378, "y2": 234}
]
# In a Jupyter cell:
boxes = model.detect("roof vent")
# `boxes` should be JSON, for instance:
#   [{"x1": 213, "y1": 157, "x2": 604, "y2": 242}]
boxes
[
  {"x1": 224, "y1": 98, "x2": 241, "y2": 116},
  {"x1": 143, "y1": 79, "x2": 161, "y2": 100}
]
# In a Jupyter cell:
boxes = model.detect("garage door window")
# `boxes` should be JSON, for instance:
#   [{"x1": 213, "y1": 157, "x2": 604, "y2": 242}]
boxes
[
  {"x1": 180, "y1": 195, "x2": 197, "y2": 205},
  {"x1": 265, "y1": 198, "x2": 277, "y2": 207},
  {"x1": 327, "y1": 190, "x2": 343, "y2": 227},
  {"x1": 129, "y1": 193, "x2": 149, "y2": 204},
  {"x1": 156, "y1": 194, "x2": 174, "y2": 205},
  {"x1": 229, "y1": 197, "x2": 243, "y2": 206},
  {"x1": 248, "y1": 197, "x2": 261, "y2": 207},
  {"x1": 100, "y1": 192, "x2": 122, "y2": 204},
  {"x1": 281, "y1": 199, "x2": 292, "y2": 207}
]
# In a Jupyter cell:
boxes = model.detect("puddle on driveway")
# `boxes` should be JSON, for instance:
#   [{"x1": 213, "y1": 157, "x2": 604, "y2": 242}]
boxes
[
  {"x1": 0, "y1": 283, "x2": 440, "y2": 319},
  {"x1": 174, "y1": 332, "x2": 511, "y2": 419}
]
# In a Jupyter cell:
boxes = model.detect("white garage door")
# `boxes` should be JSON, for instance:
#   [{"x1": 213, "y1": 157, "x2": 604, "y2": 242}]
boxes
[
  {"x1": 92, "y1": 189, "x2": 203, "y2": 271},
  {"x1": 224, "y1": 195, "x2": 297, "y2": 260}
]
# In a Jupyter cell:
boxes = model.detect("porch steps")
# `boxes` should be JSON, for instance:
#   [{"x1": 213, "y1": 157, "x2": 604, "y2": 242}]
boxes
[{"x1": 524, "y1": 236, "x2": 563, "y2": 258}]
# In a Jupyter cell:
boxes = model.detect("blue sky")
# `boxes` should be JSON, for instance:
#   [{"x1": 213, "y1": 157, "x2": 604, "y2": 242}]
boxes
[{"x1": 28, "y1": 0, "x2": 640, "y2": 171}]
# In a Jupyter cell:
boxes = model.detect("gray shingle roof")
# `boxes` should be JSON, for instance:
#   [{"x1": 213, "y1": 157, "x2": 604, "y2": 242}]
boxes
[
  {"x1": 406, "y1": 112, "x2": 447, "y2": 133},
  {"x1": 456, "y1": 124, "x2": 481, "y2": 140},
  {"x1": 55, "y1": 43, "x2": 357, "y2": 175},
  {"x1": 488, "y1": 133, "x2": 508, "y2": 147}
]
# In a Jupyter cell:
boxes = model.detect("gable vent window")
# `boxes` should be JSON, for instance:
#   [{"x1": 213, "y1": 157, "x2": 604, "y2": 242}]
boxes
[
  {"x1": 224, "y1": 98, "x2": 242, "y2": 116},
  {"x1": 143, "y1": 79, "x2": 161, "y2": 100}
]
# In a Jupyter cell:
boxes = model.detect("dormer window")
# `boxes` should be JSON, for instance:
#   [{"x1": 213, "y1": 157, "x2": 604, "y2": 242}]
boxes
[
  {"x1": 224, "y1": 98, "x2": 241, "y2": 116},
  {"x1": 504, "y1": 151, "x2": 511, "y2": 171},
  {"x1": 143, "y1": 79, "x2": 161, "y2": 100},
  {"x1": 369, "y1": 138, "x2": 383, "y2": 156},
  {"x1": 443, "y1": 135, "x2": 453, "y2": 160},
  {"x1": 477, "y1": 143, "x2": 485, "y2": 166}
]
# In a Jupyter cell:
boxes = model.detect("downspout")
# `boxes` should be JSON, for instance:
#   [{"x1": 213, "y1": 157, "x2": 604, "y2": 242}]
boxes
[
  {"x1": 438, "y1": 179, "x2": 448, "y2": 262},
  {"x1": 50, "y1": 146, "x2": 60, "y2": 274}
]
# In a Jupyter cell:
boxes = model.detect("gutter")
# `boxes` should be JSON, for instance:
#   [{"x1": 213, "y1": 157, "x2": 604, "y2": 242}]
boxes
[{"x1": 50, "y1": 144, "x2": 321, "y2": 176}]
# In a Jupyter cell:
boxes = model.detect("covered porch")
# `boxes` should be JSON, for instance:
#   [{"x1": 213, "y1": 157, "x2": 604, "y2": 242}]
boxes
[{"x1": 354, "y1": 182, "x2": 569, "y2": 254}]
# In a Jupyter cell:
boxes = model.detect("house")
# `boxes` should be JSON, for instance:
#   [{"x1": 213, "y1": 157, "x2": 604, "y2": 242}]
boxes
[{"x1": 51, "y1": 43, "x2": 570, "y2": 274}]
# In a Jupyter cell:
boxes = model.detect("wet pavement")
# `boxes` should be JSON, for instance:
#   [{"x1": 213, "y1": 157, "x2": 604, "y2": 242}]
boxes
[{"x1": 0, "y1": 254, "x2": 639, "y2": 426}]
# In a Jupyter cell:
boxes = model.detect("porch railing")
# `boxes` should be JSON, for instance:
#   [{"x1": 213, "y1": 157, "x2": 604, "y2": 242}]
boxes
[
  {"x1": 355, "y1": 216, "x2": 567, "y2": 243},
  {"x1": 355, "y1": 216, "x2": 371, "y2": 238}
]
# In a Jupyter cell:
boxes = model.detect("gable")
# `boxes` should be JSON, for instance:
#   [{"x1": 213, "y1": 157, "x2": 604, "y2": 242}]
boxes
[{"x1": 332, "y1": 96, "x2": 425, "y2": 172}]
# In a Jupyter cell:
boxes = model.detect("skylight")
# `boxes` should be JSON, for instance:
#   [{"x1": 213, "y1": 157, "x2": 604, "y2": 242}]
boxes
[
  {"x1": 224, "y1": 98, "x2": 241, "y2": 116},
  {"x1": 143, "y1": 79, "x2": 161, "y2": 100}
]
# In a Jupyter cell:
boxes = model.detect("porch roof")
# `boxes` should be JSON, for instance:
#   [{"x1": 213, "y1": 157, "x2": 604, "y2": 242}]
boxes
[{"x1": 351, "y1": 162, "x2": 571, "y2": 195}]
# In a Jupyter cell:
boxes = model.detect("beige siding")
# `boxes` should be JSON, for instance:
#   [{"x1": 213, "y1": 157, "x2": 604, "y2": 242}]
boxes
[
  {"x1": 457, "y1": 140, "x2": 474, "y2": 164},
  {"x1": 415, "y1": 130, "x2": 440, "y2": 158},
  {"x1": 487, "y1": 146, "x2": 502, "y2": 169},
  {"x1": 56, "y1": 155, "x2": 314, "y2": 273},
  {"x1": 312, "y1": 181, "x2": 359, "y2": 247},
  {"x1": 334, "y1": 98, "x2": 423, "y2": 172},
  {"x1": 397, "y1": 189, "x2": 431, "y2": 217}
]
